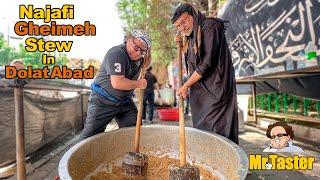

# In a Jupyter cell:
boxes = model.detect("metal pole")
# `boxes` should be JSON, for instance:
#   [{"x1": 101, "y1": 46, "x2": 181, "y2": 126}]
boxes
[
  {"x1": 252, "y1": 83, "x2": 257, "y2": 124},
  {"x1": 283, "y1": 93, "x2": 288, "y2": 114},
  {"x1": 268, "y1": 94, "x2": 271, "y2": 112},
  {"x1": 293, "y1": 96, "x2": 298, "y2": 114},
  {"x1": 275, "y1": 93, "x2": 279, "y2": 113},
  {"x1": 261, "y1": 95, "x2": 265, "y2": 110},
  {"x1": 304, "y1": 98, "x2": 309, "y2": 116},
  {"x1": 14, "y1": 86, "x2": 26, "y2": 180}
]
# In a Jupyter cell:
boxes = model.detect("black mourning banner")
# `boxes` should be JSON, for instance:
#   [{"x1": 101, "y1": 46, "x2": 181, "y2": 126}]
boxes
[{"x1": 220, "y1": 0, "x2": 320, "y2": 77}]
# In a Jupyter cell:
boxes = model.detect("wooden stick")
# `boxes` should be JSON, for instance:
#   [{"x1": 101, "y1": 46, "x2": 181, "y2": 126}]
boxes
[
  {"x1": 176, "y1": 34, "x2": 186, "y2": 166},
  {"x1": 15, "y1": 86, "x2": 26, "y2": 180},
  {"x1": 134, "y1": 58, "x2": 148, "y2": 153}
]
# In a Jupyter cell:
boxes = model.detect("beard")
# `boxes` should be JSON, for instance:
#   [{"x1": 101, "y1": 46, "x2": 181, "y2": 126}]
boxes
[{"x1": 182, "y1": 28, "x2": 193, "y2": 36}]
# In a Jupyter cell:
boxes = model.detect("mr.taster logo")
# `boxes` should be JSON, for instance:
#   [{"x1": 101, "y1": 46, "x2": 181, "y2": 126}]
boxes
[
  {"x1": 249, "y1": 154, "x2": 315, "y2": 170},
  {"x1": 263, "y1": 122, "x2": 303, "y2": 152},
  {"x1": 249, "y1": 122, "x2": 315, "y2": 170}
]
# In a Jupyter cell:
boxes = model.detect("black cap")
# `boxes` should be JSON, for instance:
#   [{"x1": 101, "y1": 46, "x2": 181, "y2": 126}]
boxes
[{"x1": 171, "y1": 3, "x2": 194, "y2": 24}]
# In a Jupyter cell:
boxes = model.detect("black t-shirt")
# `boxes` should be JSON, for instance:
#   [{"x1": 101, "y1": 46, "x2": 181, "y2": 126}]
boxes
[
  {"x1": 94, "y1": 44, "x2": 143, "y2": 99},
  {"x1": 144, "y1": 71, "x2": 157, "y2": 95}
]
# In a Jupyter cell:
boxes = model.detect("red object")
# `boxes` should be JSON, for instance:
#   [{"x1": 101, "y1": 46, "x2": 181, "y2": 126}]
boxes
[{"x1": 157, "y1": 108, "x2": 179, "y2": 121}]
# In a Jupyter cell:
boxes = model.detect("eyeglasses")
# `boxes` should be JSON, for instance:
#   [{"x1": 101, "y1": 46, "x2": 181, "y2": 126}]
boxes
[
  {"x1": 132, "y1": 39, "x2": 148, "y2": 56},
  {"x1": 270, "y1": 133, "x2": 289, "y2": 139}
]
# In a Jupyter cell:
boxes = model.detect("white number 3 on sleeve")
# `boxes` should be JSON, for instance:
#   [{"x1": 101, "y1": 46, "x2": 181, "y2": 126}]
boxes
[{"x1": 114, "y1": 63, "x2": 121, "y2": 72}]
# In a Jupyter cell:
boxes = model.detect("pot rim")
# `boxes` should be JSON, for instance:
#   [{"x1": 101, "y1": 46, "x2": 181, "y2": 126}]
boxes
[{"x1": 58, "y1": 125, "x2": 248, "y2": 180}]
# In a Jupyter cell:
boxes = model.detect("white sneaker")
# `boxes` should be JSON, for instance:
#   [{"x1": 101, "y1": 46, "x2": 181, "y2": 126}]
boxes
[{"x1": 142, "y1": 119, "x2": 146, "y2": 123}]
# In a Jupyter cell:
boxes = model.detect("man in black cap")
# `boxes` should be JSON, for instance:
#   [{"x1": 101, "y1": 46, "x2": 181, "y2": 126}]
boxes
[{"x1": 171, "y1": 3, "x2": 238, "y2": 144}]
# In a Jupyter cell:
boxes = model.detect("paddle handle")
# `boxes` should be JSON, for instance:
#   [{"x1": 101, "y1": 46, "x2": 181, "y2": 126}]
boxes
[
  {"x1": 134, "y1": 57, "x2": 148, "y2": 153},
  {"x1": 176, "y1": 34, "x2": 187, "y2": 166}
]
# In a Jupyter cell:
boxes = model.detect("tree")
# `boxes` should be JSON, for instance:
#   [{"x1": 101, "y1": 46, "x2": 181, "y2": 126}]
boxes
[
  {"x1": 148, "y1": 0, "x2": 177, "y2": 66},
  {"x1": 0, "y1": 35, "x2": 68, "y2": 68},
  {"x1": 116, "y1": 0, "x2": 214, "y2": 85},
  {"x1": 55, "y1": 53, "x2": 68, "y2": 67},
  {"x1": 116, "y1": 0, "x2": 220, "y2": 66},
  {"x1": 117, "y1": 0, "x2": 148, "y2": 31},
  {"x1": 0, "y1": 34, "x2": 15, "y2": 66},
  {"x1": 117, "y1": 0, "x2": 177, "y2": 66}
]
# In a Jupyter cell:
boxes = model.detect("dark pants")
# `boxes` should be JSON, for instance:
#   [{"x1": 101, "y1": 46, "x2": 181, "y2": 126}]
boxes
[
  {"x1": 185, "y1": 96, "x2": 190, "y2": 114},
  {"x1": 142, "y1": 93, "x2": 154, "y2": 121},
  {"x1": 79, "y1": 91, "x2": 137, "y2": 140}
]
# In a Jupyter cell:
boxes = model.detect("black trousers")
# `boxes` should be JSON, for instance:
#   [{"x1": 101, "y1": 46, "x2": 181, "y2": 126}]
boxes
[
  {"x1": 142, "y1": 93, "x2": 155, "y2": 121},
  {"x1": 79, "y1": 91, "x2": 137, "y2": 140}
]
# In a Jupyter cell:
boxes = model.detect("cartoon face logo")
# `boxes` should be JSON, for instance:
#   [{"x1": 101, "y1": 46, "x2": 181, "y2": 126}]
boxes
[
  {"x1": 269, "y1": 125, "x2": 291, "y2": 149},
  {"x1": 263, "y1": 122, "x2": 304, "y2": 153}
]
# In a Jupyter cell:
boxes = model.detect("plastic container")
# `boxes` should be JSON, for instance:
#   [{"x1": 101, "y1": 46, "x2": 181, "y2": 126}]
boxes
[
  {"x1": 154, "y1": 88, "x2": 175, "y2": 106},
  {"x1": 157, "y1": 108, "x2": 179, "y2": 121}
]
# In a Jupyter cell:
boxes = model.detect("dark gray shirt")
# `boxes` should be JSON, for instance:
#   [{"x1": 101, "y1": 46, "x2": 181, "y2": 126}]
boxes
[{"x1": 94, "y1": 44, "x2": 143, "y2": 99}]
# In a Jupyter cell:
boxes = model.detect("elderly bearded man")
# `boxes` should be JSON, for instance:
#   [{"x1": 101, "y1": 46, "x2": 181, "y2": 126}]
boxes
[
  {"x1": 171, "y1": 3, "x2": 238, "y2": 144},
  {"x1": 80, "y1": 30, "x2": 152, "y2": 140}
]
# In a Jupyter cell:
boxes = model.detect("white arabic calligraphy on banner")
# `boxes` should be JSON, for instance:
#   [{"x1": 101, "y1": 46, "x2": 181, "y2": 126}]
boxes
[{"x1": 229, "y1": 0, "x2": 320, "y2": 77}]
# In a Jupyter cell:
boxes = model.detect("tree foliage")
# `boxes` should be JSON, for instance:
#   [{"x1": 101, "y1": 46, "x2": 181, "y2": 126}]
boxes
[
  {"x1": 116, "y1": 0, "x2": 225, "y2": 66},
  {"x1": 0, "y1": 34, "x2": 16, "y2": 65},
  {"x1": 117, "y1": 0, "x2": 148, "y2": 31},
  {"x1": 117, "y1": 0, "x2": 179, "y2": 66},
  {"x1": 0, "y1": 34, "x2": 68, "y2": 68}
]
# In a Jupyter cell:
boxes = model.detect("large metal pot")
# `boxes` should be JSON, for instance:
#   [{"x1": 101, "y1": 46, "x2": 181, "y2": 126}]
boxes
[{"x1": 59, "y1": 125, "x2": 248, "y2": 179}]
